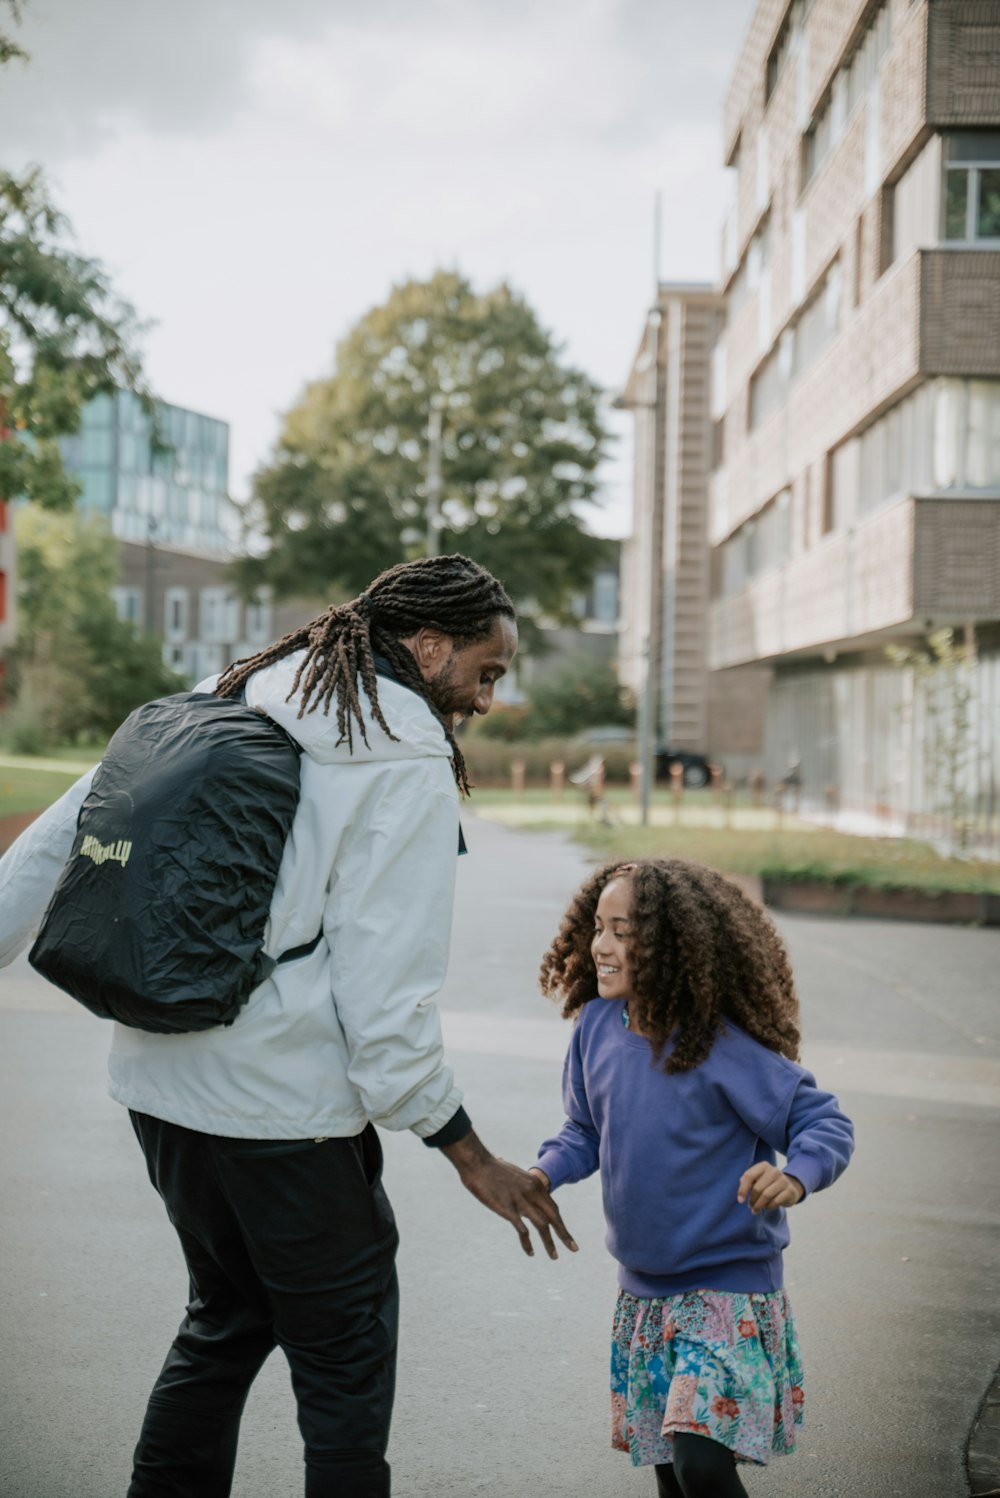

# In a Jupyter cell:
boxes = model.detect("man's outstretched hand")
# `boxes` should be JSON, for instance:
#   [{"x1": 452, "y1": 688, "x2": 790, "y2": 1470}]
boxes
[{"x1": 441, "y1": 1131, "x2": 578, "y2": 1259}]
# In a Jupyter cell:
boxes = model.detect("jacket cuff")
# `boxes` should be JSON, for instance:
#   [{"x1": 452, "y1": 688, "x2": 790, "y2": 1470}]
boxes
[{"x1": 422, "y1": 1106, "x2": 473, "y2": 1149}]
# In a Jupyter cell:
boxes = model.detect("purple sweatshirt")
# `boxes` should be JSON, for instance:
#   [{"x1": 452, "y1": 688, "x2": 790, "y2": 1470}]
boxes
[{"x1": 536, "y1": 997, "x2": 854, "y2": 1297}]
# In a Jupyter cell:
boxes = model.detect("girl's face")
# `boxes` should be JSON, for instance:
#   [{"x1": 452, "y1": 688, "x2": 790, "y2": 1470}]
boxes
[{"x1": 591, "y1": 877, "x2": 633, "y2": 1001}]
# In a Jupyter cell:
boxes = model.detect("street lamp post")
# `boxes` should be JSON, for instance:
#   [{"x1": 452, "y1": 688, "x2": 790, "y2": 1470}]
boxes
[
  {"x1": 425, "y1": 401, "x2": 444, "y2": 559},
  {"x1": 615, "y1": 304, "x2": 665, "y2": 828}
]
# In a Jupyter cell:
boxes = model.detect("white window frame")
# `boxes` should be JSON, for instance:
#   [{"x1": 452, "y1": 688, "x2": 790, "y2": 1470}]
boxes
[
  {"x1": 164, "y1": 587, "x2": 189, "y2": 642},
  {"x1": 942, "y1": 153, "x2": 1000, "y2": 245}
]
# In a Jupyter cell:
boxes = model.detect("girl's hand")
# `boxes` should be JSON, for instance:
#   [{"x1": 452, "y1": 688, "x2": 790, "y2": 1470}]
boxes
[{"x1": 737, "y1": 1163, "x2": 805, "y2": 1214}]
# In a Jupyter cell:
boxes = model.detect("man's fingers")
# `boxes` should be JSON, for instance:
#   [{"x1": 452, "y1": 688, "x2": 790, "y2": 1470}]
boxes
[
  {"x1": 513, "y1": 1217, "x2": 534, "y2": 1256},
  {"x1": 534, "y1": 1219, "x2": 558, "y2": 1260}
]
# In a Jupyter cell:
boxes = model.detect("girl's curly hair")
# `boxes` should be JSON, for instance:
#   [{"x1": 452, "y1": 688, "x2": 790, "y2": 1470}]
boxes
[{"x1": 539, "y1": 858, "x2": 800, "y2": 1073}]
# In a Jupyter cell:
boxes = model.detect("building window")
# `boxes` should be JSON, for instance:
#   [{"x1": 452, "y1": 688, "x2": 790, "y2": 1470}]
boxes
[
  {"x1": 801, "y1": 1, "x2": 891, "y2": 191},
  {"x1": 766, "y1": 0, "x2": 808, "y2": 102},
  {"x1": 720, "y1": 490, "x2": 790, "y2": 594},
  {"x1": 245, "y1": 595, "x2": 273, "y2": 644},
  {"x1": 164, "y1": 588, "x2": 189, "y2": 642},
  {"x1": 111, "y1": 587, "x2": 143, "y2": 625},
  {"x1": 935, "y1": 379, "x2": 1000, "y2": 488},
  {"x1": 942, "y1": 133, "x2": 1000, "y2": 243},
  {"x1": 200, "y1": 586, "x2": 240, "y2": 645},
  {"x1": 748, "y1": 261, "x2": 840, "y2": 430},
  {"x1": 728, "y1": 218, "x2": 771, "y2": 319}
]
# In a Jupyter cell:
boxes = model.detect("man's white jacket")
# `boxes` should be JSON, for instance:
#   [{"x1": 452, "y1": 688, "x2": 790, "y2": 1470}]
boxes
[{"x1": 0, "y1": 655, "x2": 466, "y2": 1140}]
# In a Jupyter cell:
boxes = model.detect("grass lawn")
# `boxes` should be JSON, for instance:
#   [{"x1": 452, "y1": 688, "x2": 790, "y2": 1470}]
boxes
[
  {"x1": 470, "y1": 788, "x2": 1000, "y2": 896},
  {"x1": 0, "y1": 755, "x2": 95, "y2": 819}
]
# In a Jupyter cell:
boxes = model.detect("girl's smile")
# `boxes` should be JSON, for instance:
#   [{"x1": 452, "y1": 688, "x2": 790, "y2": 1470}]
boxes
[{"x1": 592, "y1": 877, "x2": 632, "y2": 1001}]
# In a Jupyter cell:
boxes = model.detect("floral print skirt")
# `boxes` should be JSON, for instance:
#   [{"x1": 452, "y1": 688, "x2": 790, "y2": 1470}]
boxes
[{"x1": 610, "y1": 1287, "x2": 804, "y2": 1467}]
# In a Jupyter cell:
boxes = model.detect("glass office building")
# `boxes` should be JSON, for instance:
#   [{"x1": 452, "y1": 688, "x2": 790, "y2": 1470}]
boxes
[{"x1": 61, "y1": 390, "x2": 235, "y2": 556}]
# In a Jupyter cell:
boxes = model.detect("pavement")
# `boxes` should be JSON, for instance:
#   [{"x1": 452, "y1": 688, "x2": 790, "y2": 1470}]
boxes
[{"x1": 2, "y1": 814, "x2": 999, "y2": 1497}]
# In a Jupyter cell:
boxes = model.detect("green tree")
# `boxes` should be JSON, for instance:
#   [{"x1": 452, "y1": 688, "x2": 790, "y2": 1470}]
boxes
[
  {"x1": 7, "y1": 504, "x2": 184, "y2": 745},
  {"x1": 470, "y1": 659, "x2": 634, "y2": 741},
  {"x1": 1, "y1": 5, "x2": 149, "y2": 507},
  {"x1": 0, "y1": 168, "x2": 148, "y2": 509},
  {"x1": 886, "y1": 627, "x2": 976, "y2": 852},
  {"x1": 236, "y1": 271, "x2": 610, "y2": 624},
  {"x1": 0, "y1": 0, "x2": 26, "y2": 65},
  {"x1": 522, "y1": 659, "x2": 634, "y2": 740}
]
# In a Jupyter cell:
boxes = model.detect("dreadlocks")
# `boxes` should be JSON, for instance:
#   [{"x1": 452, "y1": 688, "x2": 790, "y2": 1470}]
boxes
[{"x1": 215, "y1": 555, "x2": 515, "y2": 795}]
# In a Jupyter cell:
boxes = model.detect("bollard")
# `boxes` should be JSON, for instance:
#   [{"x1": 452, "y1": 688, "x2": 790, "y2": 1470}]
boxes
[
  {"x1": 670, "y1": 762, "x2": 683, "y2": 822},
  {"x1": 550, "y1": 760, "x2": 565, "y2": 797},
  {"x1": 710, "y1": 765, "x2": 724, "y2": 802},
  {"x1": 750, "y1": 768, "x2": 766, "y2": 807},
  {"x1": 511, "y1": 758, "x2": 526, "y2": 796},
  {"x1": 773, "y1": 782, "x2": 785, "y2": 829},
  {"x1": 630, "y1": 762, "x2": 642, "y2": 802},
  {"x1": 723, "y1": 780, "x2": 735, "y2": 829}
]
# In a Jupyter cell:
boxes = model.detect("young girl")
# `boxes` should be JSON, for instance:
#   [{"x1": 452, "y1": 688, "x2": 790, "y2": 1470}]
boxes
[{"x1": 531, "y1": 858, "x2": 854, "y2": 1498}]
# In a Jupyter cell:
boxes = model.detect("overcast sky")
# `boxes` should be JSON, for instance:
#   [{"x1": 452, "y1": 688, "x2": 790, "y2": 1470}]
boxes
[{"x1": 0, "y1": 0, "x2": 755, "y2": 537}]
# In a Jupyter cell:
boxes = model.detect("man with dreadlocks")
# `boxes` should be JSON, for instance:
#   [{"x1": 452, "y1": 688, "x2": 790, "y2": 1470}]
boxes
[{"x1": 0, "y1": 554, "x2": 576, "y2": 1498}]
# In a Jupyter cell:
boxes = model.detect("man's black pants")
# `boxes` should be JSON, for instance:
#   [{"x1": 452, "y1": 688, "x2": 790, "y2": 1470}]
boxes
[{"x1": 127, "y1": 1112, "x2": 399, "y2": 1498}]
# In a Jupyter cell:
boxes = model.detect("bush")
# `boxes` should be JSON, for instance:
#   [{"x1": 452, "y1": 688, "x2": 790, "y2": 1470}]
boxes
[{"x1": 0, "y1": 694, "x2": 48, "y2": 756}]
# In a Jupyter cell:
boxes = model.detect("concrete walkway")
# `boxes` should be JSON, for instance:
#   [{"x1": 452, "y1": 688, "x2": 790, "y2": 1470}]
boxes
[{"x1": 1, "y1": 815, "x2": 999, "y2": 1497}]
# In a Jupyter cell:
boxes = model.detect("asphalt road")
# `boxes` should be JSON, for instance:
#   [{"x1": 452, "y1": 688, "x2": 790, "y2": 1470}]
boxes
[{"x1": 2, "y1": 814, "x2": 999, "y2": 1498}]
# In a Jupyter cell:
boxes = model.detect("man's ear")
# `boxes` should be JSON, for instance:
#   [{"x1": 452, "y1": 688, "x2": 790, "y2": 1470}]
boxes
[{"x1": 407, "y1": 627, "x2": 452, "y2": 677}]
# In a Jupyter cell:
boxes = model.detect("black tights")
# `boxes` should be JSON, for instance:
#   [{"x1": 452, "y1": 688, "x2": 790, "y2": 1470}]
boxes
[{"x1": 655, "y1": 1433, "x2": 748, "y2": 1498}]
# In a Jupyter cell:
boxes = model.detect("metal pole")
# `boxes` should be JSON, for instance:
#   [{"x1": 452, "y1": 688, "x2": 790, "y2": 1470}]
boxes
[
  {"x1": 426, "y1": 404, "x2": 443, "y2": 558},
  {"x1": 636, "y1": 307, "x2": 665, "y2": 827},
  {"x1": 660, "y1": 297, "x2": 682, "y2": 755}
]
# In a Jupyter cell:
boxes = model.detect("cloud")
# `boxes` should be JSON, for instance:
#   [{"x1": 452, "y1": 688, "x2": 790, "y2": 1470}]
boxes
[
  {"x1": 0, "y1": 0, "x2": 756, "y2": 527},
  {"x1": 0, "y1": 0, "x2": 754, "y2": 163}
]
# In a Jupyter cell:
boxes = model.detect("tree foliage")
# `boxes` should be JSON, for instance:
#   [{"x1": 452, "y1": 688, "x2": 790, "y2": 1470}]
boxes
[
  {"x1": 886, "y1": 628, "x2": 976, "y2": 851},
  {"x1": 7, "y1": 505, "x2": 185, "y2": 744},
  {"x1": 236, "y1": 271, "x2": 610, "y2": 624},
  {"x1": 0, "y1": 167, "x2": 148, "y2": 509},
  {"x1": 470, "y1": 658, "x2": 634, "y2": 741},
  {"x1": 0, "y1": 0, "x2": 27, "y2": 67}
]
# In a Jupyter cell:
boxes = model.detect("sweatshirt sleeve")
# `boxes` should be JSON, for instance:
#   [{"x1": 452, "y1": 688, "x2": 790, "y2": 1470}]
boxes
[
  {"x1": 762, "y1": 1069, "x2": 855, "y2": 1199},
  {"x1": 324, "y1": 758, "x2": 465, "y2": 1140},
  {"x1": 0, "y1": 767, "x2": 95, "y2": 966},
  {"x1": 534, "y1": 1023, "x2": 601, "y2": 1191}
]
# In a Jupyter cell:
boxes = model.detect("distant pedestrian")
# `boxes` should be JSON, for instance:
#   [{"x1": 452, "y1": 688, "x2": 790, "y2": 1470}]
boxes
[{"x1": 530, "y1": 858, "x2": 854, "y2": 1498}]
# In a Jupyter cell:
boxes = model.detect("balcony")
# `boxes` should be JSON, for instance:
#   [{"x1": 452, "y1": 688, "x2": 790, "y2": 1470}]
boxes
[{"x1": 709, "y1": 493, "x2": 1000, "y2": 669}]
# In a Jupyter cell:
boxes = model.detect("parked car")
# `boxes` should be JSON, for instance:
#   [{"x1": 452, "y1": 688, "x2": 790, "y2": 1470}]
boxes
[{"x1": 655, "y1": 748, "x2": 714, "y2": 788}]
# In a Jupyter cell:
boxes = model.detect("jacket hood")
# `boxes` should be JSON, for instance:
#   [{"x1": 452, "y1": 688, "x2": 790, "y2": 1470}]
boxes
[{"x1": 203, "y1": 653, "x2": 452, "y2": 767}]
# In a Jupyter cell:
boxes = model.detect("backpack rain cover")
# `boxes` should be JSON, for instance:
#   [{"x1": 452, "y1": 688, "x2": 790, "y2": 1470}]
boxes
[{"x1": 29, "y1": 691, "x2": 303, "y2": 1032}]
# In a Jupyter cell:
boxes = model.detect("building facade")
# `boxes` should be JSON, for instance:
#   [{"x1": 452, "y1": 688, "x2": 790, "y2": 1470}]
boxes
[
  {"x1": 61, "y1": 391, "x2": 273, "y2": 681},
  {"x1": 710, "y1": 0, "x2": 1000, "y2": 828},
  {"x1": 619, "y1": 285, "x2": 770, "y2": 776}
]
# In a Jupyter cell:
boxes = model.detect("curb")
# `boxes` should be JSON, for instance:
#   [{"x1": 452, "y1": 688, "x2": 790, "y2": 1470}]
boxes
[
  {"x1": 761, "y1": 878, "x2": 1000, "y2": 926},
  {"x1": 968, "y1": 1361, "x2": 1000, "y2": 1498}
]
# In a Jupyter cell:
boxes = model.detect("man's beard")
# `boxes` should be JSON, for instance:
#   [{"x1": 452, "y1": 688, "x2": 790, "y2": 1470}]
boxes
[{"x1": 425, "y1": 656, "x2": 469, "y2": 725}]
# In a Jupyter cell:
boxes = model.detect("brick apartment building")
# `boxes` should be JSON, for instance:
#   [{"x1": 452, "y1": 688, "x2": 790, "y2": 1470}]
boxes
[
  {"x1": 619, "y1": 285, "x2": 771, "y2": 780},
  {"x1": 710, "y1": 0, "x2": 1000, "y2": 828}
]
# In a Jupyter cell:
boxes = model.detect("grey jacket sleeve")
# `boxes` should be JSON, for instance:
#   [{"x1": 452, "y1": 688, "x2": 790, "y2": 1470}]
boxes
[{"x1": 0, "y1": 768, "x2": 95, "y2": 966}]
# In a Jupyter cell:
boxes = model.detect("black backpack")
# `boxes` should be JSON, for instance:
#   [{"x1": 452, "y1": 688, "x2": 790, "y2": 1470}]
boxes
[{"x1": 29, "y1": 690, "x2": 313, "y2": 1033}]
